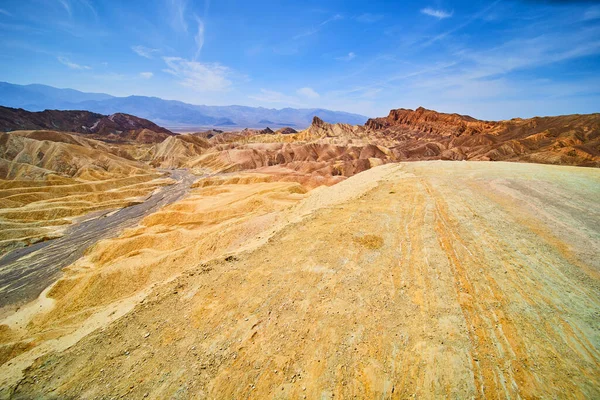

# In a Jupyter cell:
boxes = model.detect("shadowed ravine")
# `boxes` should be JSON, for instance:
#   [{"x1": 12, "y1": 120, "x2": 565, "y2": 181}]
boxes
[{"x1": 0, "y1": 170, "x2": 198, "y2": 315}]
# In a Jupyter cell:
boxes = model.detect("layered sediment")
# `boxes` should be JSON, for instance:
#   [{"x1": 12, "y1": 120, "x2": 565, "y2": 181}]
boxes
[{"x1": 0, "y1": 162, "x2": 598, "y2": 398}]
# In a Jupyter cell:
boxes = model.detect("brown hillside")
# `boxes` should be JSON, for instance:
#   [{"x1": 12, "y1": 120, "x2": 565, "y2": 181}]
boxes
[{"x1": 0, "y1": 106, "x2": 174, "y2": 144}]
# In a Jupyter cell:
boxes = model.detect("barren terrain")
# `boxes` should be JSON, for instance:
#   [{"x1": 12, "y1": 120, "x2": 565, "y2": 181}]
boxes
[
  {"x1": 0, "y1": 106, "x2": 599, "y2": 398},
  {"x1": 0, "y1": 170, "x2": 197, "y2": 314},
  {"x1": 0, "y1": 161, "x2": 598, "y2": 399}
]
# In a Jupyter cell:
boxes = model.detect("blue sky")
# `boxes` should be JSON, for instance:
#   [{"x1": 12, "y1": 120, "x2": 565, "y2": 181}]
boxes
[{"x1": 0, "y1": 0, "x2": 599, "y2": 119}]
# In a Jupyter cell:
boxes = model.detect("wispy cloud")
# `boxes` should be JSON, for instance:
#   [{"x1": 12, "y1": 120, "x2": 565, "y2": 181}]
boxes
[
  {"x1": 376, "y1": 24, "x2": 600, "y2": 116},
  {"x1": 421, "y1": 7, "x2": 453, "y2": 19},
  {"x1": 422, "y1": 1, "x2": 499, "y2": 46},
  {"x1": 139, "y1": 72, "x2": 154, "y2": 79},
  {"x1": 132, "y1": 45, "x2": 159, "y2": 59},
  {"x1": 294, "y1": 14, "x2": 343, "y2": 39},
  {"x1": 57, "y1": 0, "x2": 97, "y2": 18},
  {"x1": 58, "y1": 0, "x2": 72, "y2": 16},
  {"x1": 0, "y1": 8, "x2": 13, "y2": 17},
  {"x1": 169, "y1": 0, "x2": 188, "y2": 32},
  {"x1": 57, "y1": 56, "x2": 91, "y2": 70},
  {"x1": 336, "y1": 52, "x2": 356, "y2": 61},
  {"x1": 457, "y1": 28, "x2": 600, "y2": 80},
  {"x1": 297, "y1": 87, "x2": 320, "y2": 98},
  {"x1": 79, "y1": 0, "x2": 98, "y2": 20},
  {"x1": 163, "y1": 57, "x2": 232, "y2": 91},
  {"x1": 194, "y1": 15, "x2": 205, "y2": 59},
  {"x1": 356, "y1": 13, "x2": 383, "y2": 23}
]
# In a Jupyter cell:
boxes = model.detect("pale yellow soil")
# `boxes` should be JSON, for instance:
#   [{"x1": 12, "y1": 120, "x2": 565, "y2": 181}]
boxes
[
  {"x1": 0, "y1": 129, "x2": 173, "y2": 253},
  {"x1": 0, "y1": 173, "x2": 170, "y2": 253},
  {"x1": 0, "y1": 161, "x2": 599, "y2": 399}
]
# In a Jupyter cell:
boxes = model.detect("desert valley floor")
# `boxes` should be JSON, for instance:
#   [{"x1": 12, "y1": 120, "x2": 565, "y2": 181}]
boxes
[{"x1": 0, "y1": 107, "x2": 599, "y2": 398}]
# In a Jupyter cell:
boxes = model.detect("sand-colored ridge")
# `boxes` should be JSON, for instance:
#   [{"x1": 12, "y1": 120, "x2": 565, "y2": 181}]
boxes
[
  {"x1": 0, "y1": 130, "x2": 171, "y2": 253},
  {"x1": 0, "y1": 161, "x2": 597, "y2": 398}
]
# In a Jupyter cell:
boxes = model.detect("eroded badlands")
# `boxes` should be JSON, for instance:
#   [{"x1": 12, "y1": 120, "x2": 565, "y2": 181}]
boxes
[{"x1": 1, "y1": 161, "x2": 599, "y2": 399}]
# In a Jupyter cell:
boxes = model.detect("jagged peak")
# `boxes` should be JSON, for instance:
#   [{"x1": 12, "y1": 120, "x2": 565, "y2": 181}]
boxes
[{"x1": 311, "y1": 116, "x2": 328, "y2": 128}]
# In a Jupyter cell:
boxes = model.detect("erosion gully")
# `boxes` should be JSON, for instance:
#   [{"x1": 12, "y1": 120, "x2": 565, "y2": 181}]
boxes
[{"x1": 0, "y1": 169, "x2": 199, "y2": 316}]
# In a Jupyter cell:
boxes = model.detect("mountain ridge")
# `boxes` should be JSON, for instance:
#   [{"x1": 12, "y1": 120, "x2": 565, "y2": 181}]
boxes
[
  {"x1": 0, "y1": 106, "x2": 174, "y2": 143},
  {"x1": 0, "y1": 82, "x2": 368, "y2": 129}
]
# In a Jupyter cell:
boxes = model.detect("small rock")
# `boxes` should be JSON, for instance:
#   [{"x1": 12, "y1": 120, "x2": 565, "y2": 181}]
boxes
[{"x1": 144, "y1": 332, "x2": 150, "y2": 338}]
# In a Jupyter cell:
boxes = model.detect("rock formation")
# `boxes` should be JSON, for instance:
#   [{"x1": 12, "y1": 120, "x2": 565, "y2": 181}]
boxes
[
  {"x1": 275, "y1": 127, "x2": 297, "y2": 134},
  {"x1": 0, "y1": 130, "x2": 168, "y2": 252},
  {"x1": 0, "y1": 104, "x2": 599, "y2": 399},
  {"x1": 362, "y1": 107, "x2": 600, "y2": 166}
]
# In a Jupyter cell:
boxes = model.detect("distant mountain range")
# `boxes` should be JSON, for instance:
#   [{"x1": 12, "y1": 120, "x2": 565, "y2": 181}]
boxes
[{"x1": 0, "y1": 82, "x2": 368, "y2": 129}]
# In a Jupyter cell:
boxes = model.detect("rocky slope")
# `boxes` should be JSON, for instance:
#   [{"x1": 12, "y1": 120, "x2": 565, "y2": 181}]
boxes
[
  {"x1": 364, "y1": 107, "x2": 600, "y2": 166},
  {"x1": 0, "y1": 130, "x2": 169, "y2": 253},
  {"x1": 140, "y1": 109, "x2": 599, "y2": 188},
  {"x1": 1, "y1": 162, "x2": 598, "y2": 398},
  {"x1": 0, "y1": 106, "x2": 174, "y2": 144},
  {"x1": 0, "y1": 104, "x2": 599, "y2": 398},
  {"x1": 144, "y1": 134, "x2": 211, "y2": 168}
]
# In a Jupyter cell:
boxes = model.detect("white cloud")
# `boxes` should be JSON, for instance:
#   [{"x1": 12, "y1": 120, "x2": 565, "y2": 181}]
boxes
[
  {"x1": 79, "y1": 0, "x2": 98, "y2": 19},
  {"x1": 0, "y1": 8, "x2": 13, "y2": 17},
  {"x1": 132, "y1": 45, "x2": 159, "y2": 59},
  {"x1": 458, "y1": 30, "x2": 600, "y2": 80},
  {"x1": 294, "y1": 14, "x2": 343, "y2": 39},
  {"x1": 140, "y1": 72, "x2": 153, "y2": 79},
  {"x1": 324, "y1": 14, "x2": 343, "y2": 24},
  {"x1": 297, "y1": 87, "x2": 320, "y2": 99},
  {"x1": 422, "y1": 1, "x2": 498, "y2": 46},
  {"x1": 336, "y1": 52, "x2": 356, "y2": 61},
  {"x1": 59, "y1": 0, "x2": 71, "y2": 16},
  {"x1": 57, "y1": 56, "x2": 91, "y2": 70},
  {"x1": 163, "y1": 57, "x2": 232, "y2": 91},
  {"x1": 366, "y1": 25, "x2": 600, "y2": 118},
  {"x1": 194, "y1": 15, "x2": 205, "y2": 59},
  {"x1": 169, "y1": 0, "x2": 188, "y2": 32},
  {"x1": 421, "y1": 7, "x2": 453, "y2": 19}
]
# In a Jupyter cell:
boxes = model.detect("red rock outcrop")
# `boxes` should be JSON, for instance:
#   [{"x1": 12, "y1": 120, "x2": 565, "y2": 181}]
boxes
[{"x1": 362, "y1": 107, "x2": 600, "y2": 167}]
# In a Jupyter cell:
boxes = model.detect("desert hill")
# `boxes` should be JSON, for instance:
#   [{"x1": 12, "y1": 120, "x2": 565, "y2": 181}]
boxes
[
  {"x1": 0, "y1": 106, "x2": 174, "y2": 144},
  {"x1": 147, "y1": 109, "x2": 599, "y2": 185},
  {"x1": 1, "y1": 162, "x2": 598, "y2": 398},
  {"x1": 0, "y1": 129, "x2": 170, "y2": 252},
  {"x1": 0, "y1": 106, "x2": 599, "y2": 398}
]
